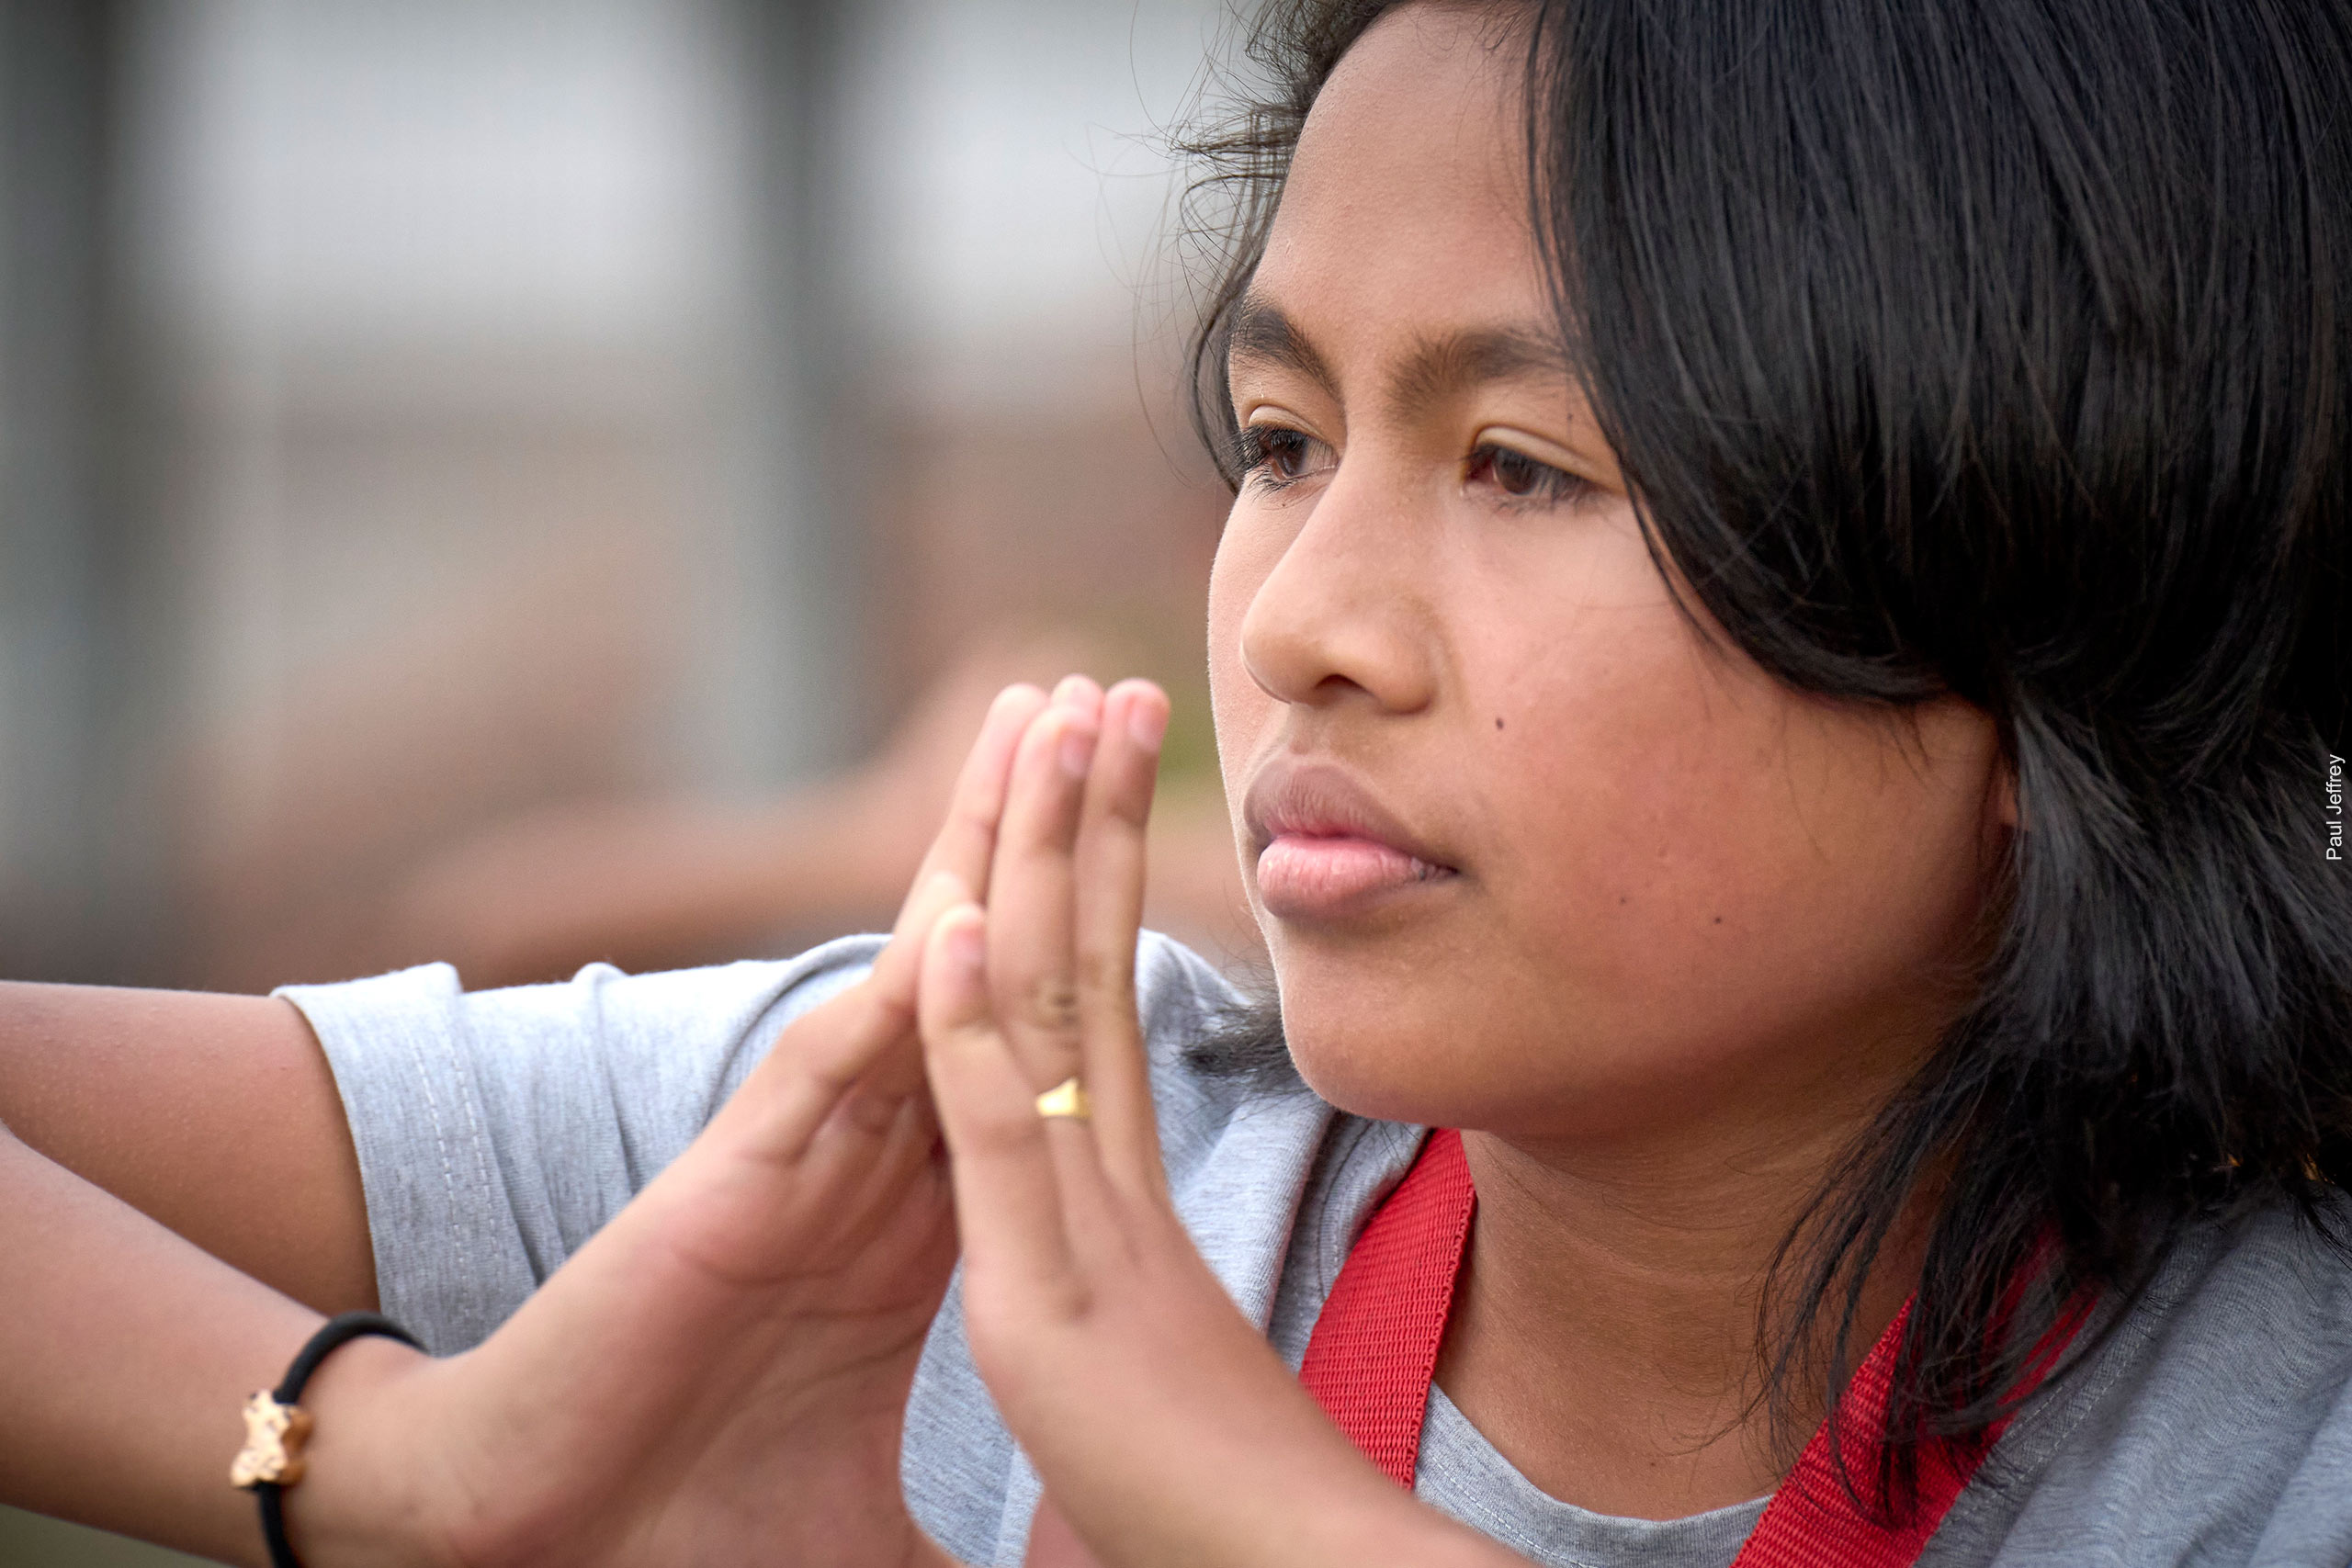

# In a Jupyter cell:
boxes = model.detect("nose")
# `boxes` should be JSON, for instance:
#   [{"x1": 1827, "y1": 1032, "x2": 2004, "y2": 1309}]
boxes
[{"x1": 1237, "y1": 455, "x2": 1441, "y2": 715}]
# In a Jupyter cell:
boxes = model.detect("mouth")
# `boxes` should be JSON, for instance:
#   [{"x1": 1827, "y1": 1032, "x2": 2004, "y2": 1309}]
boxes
[{"x1": 1244, "y1": 760, "x2": 1458, "y2": 921}]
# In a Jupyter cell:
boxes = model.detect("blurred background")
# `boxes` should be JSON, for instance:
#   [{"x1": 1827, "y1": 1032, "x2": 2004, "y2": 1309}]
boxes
[{"x1": 0, "y1": 0, "x2": 1254, "y2": 1560}]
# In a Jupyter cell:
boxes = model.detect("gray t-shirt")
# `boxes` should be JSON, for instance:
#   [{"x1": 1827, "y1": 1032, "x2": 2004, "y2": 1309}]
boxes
[{"x1": 282, "y1": 934, "x2": 2352, "y2": 1568}]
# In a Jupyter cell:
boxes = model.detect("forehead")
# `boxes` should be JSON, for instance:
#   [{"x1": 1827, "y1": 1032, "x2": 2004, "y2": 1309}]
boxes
[{"x1": 1248, "y1": 7, "x2": 1544, "y2": 355}]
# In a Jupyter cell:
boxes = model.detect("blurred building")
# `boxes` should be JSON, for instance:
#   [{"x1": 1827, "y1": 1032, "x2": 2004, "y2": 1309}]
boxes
[
  {"x1": 0, "y1": 0, "x2": 1243, "y2": 998},
  {"x1": 3, "y1": 0, "x2": 1249, "y2": 1561}
]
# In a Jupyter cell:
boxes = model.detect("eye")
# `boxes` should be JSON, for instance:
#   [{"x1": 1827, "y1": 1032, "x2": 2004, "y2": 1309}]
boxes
[
  {"x1": 1466, "y1": 443, "x2": 1590, "y2": 507},
  {"x1": 1234, "y1": 423, "x2": 1334, "y2": 491}
]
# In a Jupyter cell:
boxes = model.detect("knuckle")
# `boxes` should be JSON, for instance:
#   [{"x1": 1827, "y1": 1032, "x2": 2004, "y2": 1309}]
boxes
[
  {"x1": 1108, "y1": 782, "x2": 1154, "y2": 826},
  {"x1": 1075, "y1": 948, "x2": 1133, "y2": 997},
  {"x1": 1023, "y1": 974, "x2": 1082, "y2": 1033},
  {"x1": 972, "y1": 1099, "x2": 1042, "y2": 1149},
  {"x1": 842, "y1": 1088, "x2": 902, "y2": 1137}
]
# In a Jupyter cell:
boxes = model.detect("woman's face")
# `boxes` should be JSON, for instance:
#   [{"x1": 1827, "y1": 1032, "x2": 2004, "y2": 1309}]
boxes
[{"x1": 1207, "y1": 6, "x2": 2009, "y2": 1145}]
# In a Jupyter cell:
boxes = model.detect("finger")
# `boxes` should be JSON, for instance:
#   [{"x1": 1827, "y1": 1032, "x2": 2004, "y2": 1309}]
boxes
[
  {"x1": 738, "y1": 680, "x2": 1079, "y2": 1156},
  {"x1": 726, "y1": 865, "x2": 975, "y2": 1159},
  {"x1": 915, "y1": 673, "x2": 1092, "y2": 922},
  {"x1": 1072, "y1": 680, "x2": 1171, "y2": 1198},
  {"x1": 851, "y1": 866, "x2": 976, "y2": 1102},
  {"x1": 715, "y1": 976, "x2": 922, "y2": 1166},
  {"x1": 861, "y1": 682, "x2": 1062, "y2": 1105},
  {"x1": 984, "y1": 694, "x2": 1102, "y2": 1093},
  {"x1": 917, "y1": 904, "x2": 1080, "y2": 1312},
  {"x1": 863, "y1": 672, "x2": 1098, "y2": 1095},
  {"x1": 798, "y1": 1060, "x2": 947, "y2": 1243},
  {"x1": 871, "y1": 682, "x2": 1052, "y2": 1007},
  {"x1": 920, "y1": 680, "x2": 1050, "y2": 893},
  {"x1": 1046, "y1": 671, "x2": 1105, "y2": 726},
  {"x1": 989, "y1": 679, "x2": 1145, "y2": 1269}
]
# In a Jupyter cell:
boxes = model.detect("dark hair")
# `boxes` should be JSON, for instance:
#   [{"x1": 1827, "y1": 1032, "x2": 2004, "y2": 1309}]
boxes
[{"x1": 1179, "y1": 0, "x2": 2352, "y2": 1515}]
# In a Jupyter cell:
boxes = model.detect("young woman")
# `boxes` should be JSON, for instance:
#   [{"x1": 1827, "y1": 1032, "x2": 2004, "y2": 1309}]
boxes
[{"x1": 2, "y1": 2, "x2": 2346, "y2": 1565}]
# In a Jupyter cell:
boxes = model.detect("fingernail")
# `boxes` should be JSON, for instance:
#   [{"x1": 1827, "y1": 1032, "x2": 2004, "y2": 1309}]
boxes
[
  {"x1": 945, "y1": 911, "x2": 986, "y2": 972},
  {"x1": 1058, "y1": 718, "x2": 1100, "y2": 778},
  {"x1": 1127, "y1": 695, "x2": 1169, "y2": 750}
]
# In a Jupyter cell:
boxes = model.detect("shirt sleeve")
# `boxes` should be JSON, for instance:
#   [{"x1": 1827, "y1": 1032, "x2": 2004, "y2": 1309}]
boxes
[
  {"x1": 286, "y1": 929, "x2": 1337, "y2": 1566},
  {"x1": 278, "y1": 935, "x2": 882, "y2": 1354}
]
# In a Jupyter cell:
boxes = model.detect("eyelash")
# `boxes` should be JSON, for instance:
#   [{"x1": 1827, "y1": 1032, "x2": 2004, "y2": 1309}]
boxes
[
  {"x1": 1232, "y1": 424, "x2": 1326, "y2": 491},
  {"x1": 1233, "y1": 423, "x2": 1590, "y2": 508},
  {"x1": 1464, "y1": 444, "x2": 1591, "y2": 507}
]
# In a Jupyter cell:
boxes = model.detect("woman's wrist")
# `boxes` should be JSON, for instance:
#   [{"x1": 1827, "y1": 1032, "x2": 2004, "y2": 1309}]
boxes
[{"x1": 272, "y1": 1333, "x2": 456, "y2": 1568}]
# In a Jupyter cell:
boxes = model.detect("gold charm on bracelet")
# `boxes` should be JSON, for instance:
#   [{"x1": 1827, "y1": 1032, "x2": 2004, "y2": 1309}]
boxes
[
  {"x1": 230, "y1": 1392, "x2": 313, "y2": 1490},
  {"x1": 1035, "y1": 1076, "x2": 1091, "y2": 1121}
]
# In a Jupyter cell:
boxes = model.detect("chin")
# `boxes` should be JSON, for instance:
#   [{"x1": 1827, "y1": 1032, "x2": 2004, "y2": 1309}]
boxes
[{"x1": 1279, "y1": 991, "x2": 1490, "y2": 1126}]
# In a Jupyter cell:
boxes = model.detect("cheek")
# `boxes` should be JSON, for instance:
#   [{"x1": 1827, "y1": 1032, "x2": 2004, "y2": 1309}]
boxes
[
  {"x1": 1205, "y1": 507, "x2": 1278, "y2": 799},
  {"x1": 1284, "y1": 607, "x2": 2003, "y2": 1134},
  {"x1": 1476, "y1": 670, "x2": 2000, "y2": 1113}
]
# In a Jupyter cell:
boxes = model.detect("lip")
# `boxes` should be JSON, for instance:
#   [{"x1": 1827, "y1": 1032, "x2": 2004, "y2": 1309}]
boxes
[{"x1": 1243, "y1": 758, "x2": 1458, "y2": 920}]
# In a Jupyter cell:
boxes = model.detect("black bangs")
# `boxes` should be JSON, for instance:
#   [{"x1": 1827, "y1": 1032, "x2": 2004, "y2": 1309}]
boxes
[{"x1": 1182, "y1": 0, "x2": 2352, "y2": 1519}]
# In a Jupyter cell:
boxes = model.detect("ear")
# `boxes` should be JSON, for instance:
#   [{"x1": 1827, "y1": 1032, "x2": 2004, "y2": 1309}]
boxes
[{"x1": 1987, "y1": 761, "x2": 2019, "y2": 832}]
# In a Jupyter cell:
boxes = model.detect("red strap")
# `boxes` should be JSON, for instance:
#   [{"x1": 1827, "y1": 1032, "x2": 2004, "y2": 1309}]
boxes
[
  {"x1": 1297, "y1": 1127, "x2": 1478, "y2": 1487},
  {"x1": 1296, "y1": 1127, "x2": 2090, "y2": 1567}
]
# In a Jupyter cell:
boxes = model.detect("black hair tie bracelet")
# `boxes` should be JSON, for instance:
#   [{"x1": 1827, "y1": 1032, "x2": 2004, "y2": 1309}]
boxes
[{"x1": 231, "y1": 1312, "x2": 424, "y2": 1568}]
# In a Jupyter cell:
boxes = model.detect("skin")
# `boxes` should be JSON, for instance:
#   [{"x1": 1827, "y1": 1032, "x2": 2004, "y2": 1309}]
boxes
[
  {"x1": 926, "y1": 3, "x2": 2016, "y2": 1558},
  {"x1": 1211, "y1": 5, "x2": 2007, "y2": 1515},
  {"x1": 0, "y1": 682, "x2": 1101, "y2": 1568},
  {"x1": 0, "y1": 6, "x2": 2014, "y2": 1565},
  {"x1": 921, "y1": 685, "x2": 1516, "y2": 1568},
  {"x1": 1216, "y1": 7, "x2": 2002, "y2": 1147}
]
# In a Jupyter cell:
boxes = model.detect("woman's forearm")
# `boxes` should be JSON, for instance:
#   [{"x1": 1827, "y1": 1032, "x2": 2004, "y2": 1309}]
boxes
[
  {"x1": 0, "y1": 1125, "x2": 401, "y2": 1565},
  {"x1": 0, "y1": 983, "x2": 377, "y2": 1316}
]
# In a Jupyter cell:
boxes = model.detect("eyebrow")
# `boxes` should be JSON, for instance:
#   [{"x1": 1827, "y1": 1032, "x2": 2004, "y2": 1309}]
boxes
[
  {"x1": 1227, "y1": 291, "x2": 1574, "y2": 423},
  {"x1": 1228, "y1": 294, "x2": 1340, "y2": 398}
]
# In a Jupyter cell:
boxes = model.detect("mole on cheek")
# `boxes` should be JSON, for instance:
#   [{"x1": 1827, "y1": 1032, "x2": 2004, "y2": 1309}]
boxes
[{"x1": 1495, "y1": 716, "x2": 1506, "y2": 730}]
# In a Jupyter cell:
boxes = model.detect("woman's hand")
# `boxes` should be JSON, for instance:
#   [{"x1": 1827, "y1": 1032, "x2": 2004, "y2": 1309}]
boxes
[
  {"x1": 913, "y1": 680, "x2": 1516, "y2": 1568},
  {"x1": 285, "y1": 680, "x2": 1101, "y2": 1568}
]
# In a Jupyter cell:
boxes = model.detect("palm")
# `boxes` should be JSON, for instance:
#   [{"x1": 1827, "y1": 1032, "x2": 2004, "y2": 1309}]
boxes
[
  {"x1": 344, "y1": 684, "x2": 1079, "y2": 1568},
  {"x1": 662, "y1": 1063, "x2": 963, "y2": 1565},
  {"x1": 405, "y1": 977, "x2": 960, "y2": 1568}
]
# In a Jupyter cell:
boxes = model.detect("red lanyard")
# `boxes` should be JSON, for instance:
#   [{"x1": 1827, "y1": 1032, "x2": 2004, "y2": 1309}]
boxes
[
  {"x1": 1024, "y1": 1126, "x2": 2084, "y2": 1567},
  {"x1": 1299, "y1": 1128, "x2": 2089, "y2": 1567}
]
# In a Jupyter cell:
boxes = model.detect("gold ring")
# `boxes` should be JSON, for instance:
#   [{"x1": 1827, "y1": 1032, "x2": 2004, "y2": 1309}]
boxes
[{"x1": 1035, "y1": 1077, "x2": 1091, "y2": 1121}]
